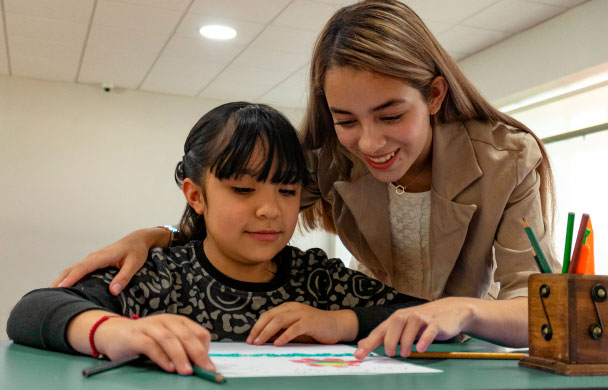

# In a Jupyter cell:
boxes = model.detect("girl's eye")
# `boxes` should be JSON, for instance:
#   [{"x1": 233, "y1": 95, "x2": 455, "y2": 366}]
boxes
[
  {"x1": 279, "y1": 189, "x2": 297, "y2": 196},
  {"x1": 381, "y1": 114, "x2": 403, "y2": 122},
  {"x1": 232, "y1": 187, "x2": 254, "y2": 195}
]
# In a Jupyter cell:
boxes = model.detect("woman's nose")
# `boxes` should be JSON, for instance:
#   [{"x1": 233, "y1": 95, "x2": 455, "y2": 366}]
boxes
[{"x1": 358, "y1": 123, "x2": 385, "y2": 154}]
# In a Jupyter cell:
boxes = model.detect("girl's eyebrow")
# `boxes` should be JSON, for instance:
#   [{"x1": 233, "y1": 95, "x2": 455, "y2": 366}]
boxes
[{"x1": 329, "y1": 99, "x2": 406, "y2": 115}]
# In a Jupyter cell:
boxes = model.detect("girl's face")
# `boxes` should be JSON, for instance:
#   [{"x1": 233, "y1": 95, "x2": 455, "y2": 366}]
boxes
[
  {"x1": 194, "y1": 146, "x2": 301, "y2": 283},
  {"x1": 323, "y1": 67, "x2": 444, "y2": 185}
]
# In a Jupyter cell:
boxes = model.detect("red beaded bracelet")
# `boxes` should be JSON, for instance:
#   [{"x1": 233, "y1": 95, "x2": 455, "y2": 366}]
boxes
[
  {"x1": 89, "y1": 315, "x2": 123, "y2": 358},
  {"x1": 89, "y1": 314, "x2": 139, "y2": 358}
]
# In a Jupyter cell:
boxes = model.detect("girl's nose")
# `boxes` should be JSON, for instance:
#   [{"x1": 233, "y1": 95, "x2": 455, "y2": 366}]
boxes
[{"x1": 256, "y1": 194, "x2": 280, "y2": 219}]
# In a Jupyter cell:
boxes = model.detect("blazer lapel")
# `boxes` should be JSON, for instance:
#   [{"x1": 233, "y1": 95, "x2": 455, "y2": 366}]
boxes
[
  {"x1": 429, "y1": 121, "x2": 482, "y2": 299},
  {"x1": 334, "y1": 175, "x2": 394, "y2": 282}
]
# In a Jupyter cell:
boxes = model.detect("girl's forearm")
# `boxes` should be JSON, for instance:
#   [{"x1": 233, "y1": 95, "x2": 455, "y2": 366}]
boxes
[
  {"x1": 66, "y1": 310, "x2": 122, "y2": 356},
  {"x1": 464, "y1": 296, "x2": 528, "y2": 347}
]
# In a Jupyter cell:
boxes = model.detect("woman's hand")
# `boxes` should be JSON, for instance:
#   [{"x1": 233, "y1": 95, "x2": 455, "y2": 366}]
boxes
[
  {"x1": 246, "y1": 302, "x2": 358, "y2": 346},
  {"x1": 51, "y1": 228, "x2": 171, "y2": 295},
  {"x1": 354, "y1": 297, "x2": 476, "y2": 359},
  {"x1": 72, "y1": 312, "x2": 215, "y2": 375}
]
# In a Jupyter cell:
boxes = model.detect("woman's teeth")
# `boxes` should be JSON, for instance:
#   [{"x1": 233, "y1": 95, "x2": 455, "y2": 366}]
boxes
[{"x1": 369, "y1": 151, "x2": 395, "y2": 163}]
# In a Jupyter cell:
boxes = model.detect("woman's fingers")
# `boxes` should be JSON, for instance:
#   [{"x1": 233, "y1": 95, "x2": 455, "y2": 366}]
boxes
[
  {"x1": 354, "y1": 322, "x2": 388, "y2": 360},
  {"x1": 415, "y1": 323, "x2": 440, "y2": 353},
  {"x1": 108, "y1": 253, "x2": 144, "y2": 295}
]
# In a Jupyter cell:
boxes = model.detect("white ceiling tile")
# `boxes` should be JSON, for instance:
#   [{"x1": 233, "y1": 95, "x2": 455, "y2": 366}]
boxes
[
  {"x1": 141, "y1": 55, "x2": 225, "y2": 96},
  {"x1": 176, "y1": 13, "x2": 265, "y2": 45},
  {"x1": 251, "y1": 26, "x2": 318, "y2": 55},
  {"x1": 463, "y1": 0, "x2": 564, "y2": 33},
  {"x1": 425, "y1": 21, "x2": 453, "y2": 36},
  {"x1": 79, "y1": 48, "x2": 158, "y2": 87},
  {"x1": 4, "y1": 0, "x2": 94, "y2": 23},
  {"x1": 438, "y1": 25, "x2": 508, "y2": 56},
  {"x1": 113, "y1": 0, "x2": 192, "y2": 11},
  {"x1": 190, "y1": 0, "x2": 291, "y2": 24},
  {"x1": 405, "y1": 0, "x2": 499, "y2": 24},
  {"x1": 95, "y1": 0, "x2": 183, "y2": 35},
  {"x1": 9, "y1": 36, "x2": 81, "y2": 80},
  {"x1": 528, "y1": 0, "x2": 587, "y2": 7},
  {"x1": 163, "y1": 36, "x2": 244, "y2": 63},
  {"x1": 233, "y1": 47, "x2": 309, "y2": 72},
  {"x1": 313, "y1": 0, "x2": 357, "y2": 5},
  {"x1": 259, "y1": 66, "x2": 309, "y2": 108},
  {"x1": 86, "y1": 25, "x2": 168, "y2": 55},
  {"x1": 7, "y1": 13, "x2": 89, "y2": 44},
  {"x1": 199, "y1": 63, "x2": 291, "y2": 101},
  {"x1": 0, "y1": 11, "x2": 9, "y2": 75},
  {"x1": 273, "y1": 0, "x2": 339, "y2": 32},
  {"x1": 10, "y1": 52, "x2": 79, "y2": 81}
]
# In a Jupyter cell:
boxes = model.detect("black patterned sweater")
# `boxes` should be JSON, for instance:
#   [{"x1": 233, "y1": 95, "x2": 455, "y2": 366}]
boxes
[{"x1": 8, "y1": 241, "x2": 425, "y2": 354}]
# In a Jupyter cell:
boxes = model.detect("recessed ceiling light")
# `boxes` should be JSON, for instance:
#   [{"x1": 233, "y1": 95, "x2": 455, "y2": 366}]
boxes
[{"x1": 199, "y1": 25, "x2": 237, "y2": 40}]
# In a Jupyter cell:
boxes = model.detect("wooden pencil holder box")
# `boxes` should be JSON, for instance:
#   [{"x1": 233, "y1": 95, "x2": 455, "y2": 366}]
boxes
[{"x1": 519, "y1": 274, "x2": 608, "y2": 375}]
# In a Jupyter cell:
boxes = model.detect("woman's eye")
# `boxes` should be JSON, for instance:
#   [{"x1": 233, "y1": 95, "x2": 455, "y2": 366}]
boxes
[
  {"x1": 334, "y1": 119, "x2": 356, "y2": 127},
  {"x1": 381, "y1": 114, "x2": 403, "y2": 122},
  {"x1": 232, "y1": 187, "x2": 254, "y2": 194},
  {"x1": 279, "y1": 189, "x2": 297, "y2": 196}
]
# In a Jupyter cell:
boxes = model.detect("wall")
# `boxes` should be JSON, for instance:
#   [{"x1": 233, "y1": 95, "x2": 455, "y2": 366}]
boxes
[
  {"x1": 460, "y1": 0, "x2": 608, "y2": 107},
  {"x1": 0, "y1": 76, "x2": 330, "y2": 339}
]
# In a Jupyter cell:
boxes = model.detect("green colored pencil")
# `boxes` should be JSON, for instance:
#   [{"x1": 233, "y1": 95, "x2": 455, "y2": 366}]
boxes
[
  {"x1": 522, "y1": 219, "x2": 552, "y2": 273},
  {"x1": 193, "y1": 366, "x2": 226, "y2": 384},
  {"x1": 561, "y1": 212, "x2": 575, "y2": 273}
]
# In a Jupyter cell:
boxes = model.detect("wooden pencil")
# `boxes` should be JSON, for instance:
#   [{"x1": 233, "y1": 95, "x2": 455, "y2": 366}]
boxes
[{"x1": 406, "y1": 352, "x2": 526, "y2": 360}]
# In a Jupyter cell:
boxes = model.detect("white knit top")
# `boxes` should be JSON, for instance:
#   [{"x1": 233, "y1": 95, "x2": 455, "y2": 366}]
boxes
[{"x1": 387, "y1": 184, "x2": 431, "y2": 299}]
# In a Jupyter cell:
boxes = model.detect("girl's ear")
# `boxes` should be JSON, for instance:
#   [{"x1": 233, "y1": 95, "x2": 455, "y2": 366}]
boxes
[
  {"x1": 182, "y1": 178, "x2": 205, "y2": 215},
  {"x1": 428, "y1": 75, "x2": 448, "y2": 115}
]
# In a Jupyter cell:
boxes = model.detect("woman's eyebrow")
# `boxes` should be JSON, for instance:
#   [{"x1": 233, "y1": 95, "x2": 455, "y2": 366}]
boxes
[{"x1": 329, "y1": 99, "x2": 406, "y2": 115}]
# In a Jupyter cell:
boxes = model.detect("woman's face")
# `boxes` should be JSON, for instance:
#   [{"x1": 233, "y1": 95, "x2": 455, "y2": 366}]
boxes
[{"x1": 323, "y1": 67, "x2": 441, "y2": 185}]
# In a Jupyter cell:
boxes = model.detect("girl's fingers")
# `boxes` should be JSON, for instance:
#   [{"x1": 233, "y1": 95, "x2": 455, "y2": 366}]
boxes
[
  {"x1": 272, "y1": 321, "x2": 305, "y2": 346},
  {"x1": 397, "y1": 317, "x2": 424, "y2": 357},
  {"x1": 143, "y1": 322, "x2": 192, "y2": 375},
  {"x1": 247, "y1": 310, "x2": 276, "y2": 344},
  {"x1": 179, "y1": 321, "x2": 215, "y2": 372},
  {"x1": 251, "y1": 313, "x2": 296, "y2": 345},
  {"x1": 134, "y1": 335, "x2": 175, "y2": 372}
]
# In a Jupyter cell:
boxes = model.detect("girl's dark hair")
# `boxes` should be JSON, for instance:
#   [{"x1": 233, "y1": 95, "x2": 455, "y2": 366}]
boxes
[{"x1": 174, "y1": 102, "x2": 309, "y2": 242}]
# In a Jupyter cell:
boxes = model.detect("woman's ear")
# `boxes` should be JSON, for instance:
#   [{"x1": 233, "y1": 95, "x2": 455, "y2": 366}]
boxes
[
  {"x1": 182, "y1": 178, "x2": 205, "y2": 215},
  {"x1": 428, "y1": 75, "x2": 448, "y2": 115}
]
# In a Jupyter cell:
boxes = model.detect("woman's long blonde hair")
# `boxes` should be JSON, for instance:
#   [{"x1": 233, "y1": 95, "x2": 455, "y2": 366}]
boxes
[{"x1": 301, "y1": 0, "x2": 554, "y2": 233}]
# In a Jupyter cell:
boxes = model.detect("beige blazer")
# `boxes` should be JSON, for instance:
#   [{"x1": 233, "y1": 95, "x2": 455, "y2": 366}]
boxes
[{"x1": 302, "y1": 120, "x2": 559, "y2": 301}]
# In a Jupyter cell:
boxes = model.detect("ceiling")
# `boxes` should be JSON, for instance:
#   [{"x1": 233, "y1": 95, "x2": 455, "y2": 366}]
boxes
[{"x1": 0, "y1": 0, "x2": 588, "y2": 108}]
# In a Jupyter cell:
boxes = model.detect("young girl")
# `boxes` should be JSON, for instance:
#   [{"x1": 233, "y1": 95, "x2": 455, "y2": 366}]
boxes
[{"x1": 8, "y1": 102, "x2": 424, "y2": 375}]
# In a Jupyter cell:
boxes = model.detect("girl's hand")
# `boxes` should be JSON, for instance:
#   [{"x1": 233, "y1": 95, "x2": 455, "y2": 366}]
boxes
[
  {"x1": 95, "y1": 314, "x2": 215, "y2": 375},
  {"x1": 246, "y1": 302, "x2": 358, "y2": 346},
  {"x1": 354, "y1": 297, "x2": 476, "y2": 359},
  {"x1": 51, "y1": 228, "x2": 170, "y2": 295}
]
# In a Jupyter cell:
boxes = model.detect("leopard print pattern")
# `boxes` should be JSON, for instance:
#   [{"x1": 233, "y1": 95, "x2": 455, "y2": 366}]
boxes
[{"x1": 92, "y1": 242, "x2": 398, "y2": 341}]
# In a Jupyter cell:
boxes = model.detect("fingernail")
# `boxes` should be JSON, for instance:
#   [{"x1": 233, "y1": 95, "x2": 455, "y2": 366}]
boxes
[
  {"x1": 57, "y1": 280, "x2": 65, "y2": 288},
  {"x1": 182, "y1": 363, "x2": 192, "y2": 374},
  {"x1": 254, "y1": 337, "x2": 260, "y2": 344},
  {"x1": 168, "y1": 362, "x2": 175, "y2": 372},
  {"x1": 354, "y1": 348, "x2": 364, "y2": 358},
  {"x1": 110, "y1": 283, "x2": 122, "y2": 295}
]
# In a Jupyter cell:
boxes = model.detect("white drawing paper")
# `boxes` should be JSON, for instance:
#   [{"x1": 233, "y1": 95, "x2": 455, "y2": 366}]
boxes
[{"x1": 208, "y1": 342, "x2": 441, "y2": 378}]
